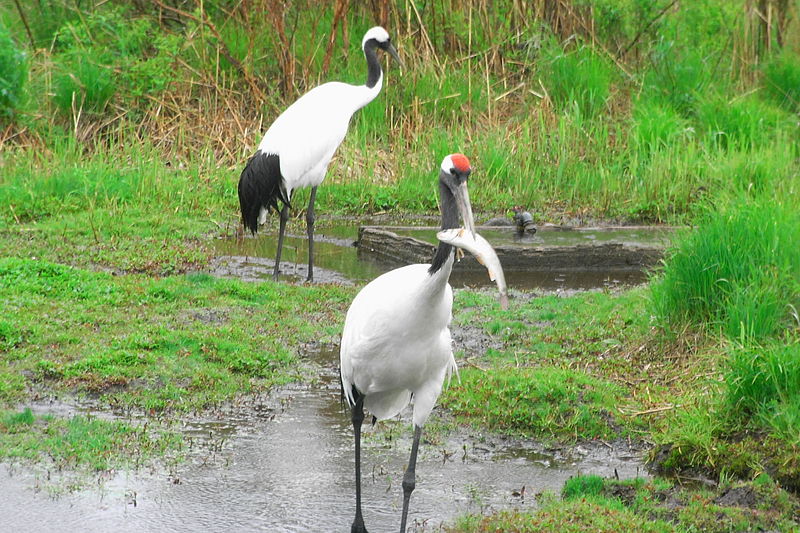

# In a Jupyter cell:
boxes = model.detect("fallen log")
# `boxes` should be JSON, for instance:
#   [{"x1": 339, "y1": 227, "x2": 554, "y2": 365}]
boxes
[{"x1": 356, "y1": 226, "x2": 665, "y2": 272}]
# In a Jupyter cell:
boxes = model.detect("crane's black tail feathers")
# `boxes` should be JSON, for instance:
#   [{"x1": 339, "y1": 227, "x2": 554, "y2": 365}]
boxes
[{"x1": 238, "y1": 151, "x2": 290, "y2": 234}]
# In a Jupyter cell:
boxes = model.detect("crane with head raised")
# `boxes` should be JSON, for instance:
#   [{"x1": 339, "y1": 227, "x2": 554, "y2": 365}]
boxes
[{"x1": 238, "y1": 26, "x2": 400, "y2": 282}]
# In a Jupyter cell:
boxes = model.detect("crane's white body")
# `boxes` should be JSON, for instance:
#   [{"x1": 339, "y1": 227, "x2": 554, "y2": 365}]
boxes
[
  {"x1": 238, "y1": 27, "x2": 397, "y2": 283},
  {"x1": 257, "y1": 79, "x2": 382, "y2": 203},
  {"x1": 340, "y1": 256, "x2": 458, "y2": 428}
]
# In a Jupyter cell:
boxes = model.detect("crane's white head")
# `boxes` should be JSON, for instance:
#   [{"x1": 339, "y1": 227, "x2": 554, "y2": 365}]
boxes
[
  {"x1": 362, "y1": 26, "x2": 402, "y2": 67},
  {"x1": 439, "y1": 153, "x2": 475, "y2": 237}
]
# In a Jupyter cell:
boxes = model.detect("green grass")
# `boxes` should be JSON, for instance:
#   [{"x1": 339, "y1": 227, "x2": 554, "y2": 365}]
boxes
[
  {"x1": 450, "y1": 500, "x2": 670, "y2": 533},
  {"x1": 0, "y1": 22, "x2": 26, "y2": 119},
  {"x1": 0, "y1": 257, "x2": 352, "y2": 411},
  {"x1": 443, "y1": 366, "x2": 624, "y2": 441},
  {"x1": 542, "y1": 42, "x2": 615, "y2": 119},
  {"x1": 1, "y1": 1, "x2": 797, "y2": 226},
  {"x1": 562, "y1": 474, "x2": 607, "y2": 499},
  {"x1": 761, "y1": 49, "x2": 800, "y2": 112},
  {"x1": 450, "y1": 475, "x2": 798, "y2": 532},
  {"x1": 650, "y1": 196, "x2": 800, "y2": 341},
  {"x1": 0, "y1": 408, "x2": 181, "y2": 471},
  {"x1": 441, "y1": 289, "x2": 652, "y2": 442},
  {"x1": 726, "y1": 339, "x2": 800, "y2": 444},
  {"x1": 631, "y1": 98, "x2": 690, "y2": 153}
]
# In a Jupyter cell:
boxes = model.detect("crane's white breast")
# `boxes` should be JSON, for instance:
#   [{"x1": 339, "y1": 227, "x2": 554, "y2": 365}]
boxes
[
  {"x1": 258, "y1": 82, "x2": 359, "y2": 196},
  {"x1": 340, "y1": 264, "x2": 455, "y2": 401}
]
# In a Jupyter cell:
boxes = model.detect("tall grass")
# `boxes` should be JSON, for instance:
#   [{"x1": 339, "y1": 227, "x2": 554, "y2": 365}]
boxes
[
  {"x1": 0, "y1": 23, "x2": 26, "y2": 119},
  {"x1": 0, "y1": 140, "x2": 230, "y2": 224},
  {"x1": 542, "y1": 42, "x2": 614, "y2": 119},
  {"x1": 48, "y1": 10, "x2": 180, "y2": 116},
  {"x1": 650, "y1": 197, "x2": 800, "y2": 341},
  {"x1": 726, "y1": 339, "x2": 800, "y2": 443},
  {"x1": 631, "y1": 98, "x2": 690, "y2": 153},
  {"x1": 0, "y1": 0, "x2": 797, "y2": 226},
  {"x1": 761, "y1": 49, "x2": 800, "y2": 112},
  {"x1": 641, "y1": 44, "x2": 715, "y2": 116}
]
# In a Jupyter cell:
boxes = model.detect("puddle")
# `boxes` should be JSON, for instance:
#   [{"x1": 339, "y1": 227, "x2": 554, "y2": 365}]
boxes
[
  {"x1": 0, "y1": 345, "x2": 647, "y2": 533},
  {"x1": 212, "y1": 221, "x2": 672, "y2": 291}
]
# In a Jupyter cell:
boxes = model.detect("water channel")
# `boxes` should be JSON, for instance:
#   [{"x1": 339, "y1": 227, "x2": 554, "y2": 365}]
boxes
[
  {"x1": 1, "y1": 346, "x2": 646, "y2": 533},
  {"x1": 212, "y1": 220, "x2": 672, "y2": 291}
]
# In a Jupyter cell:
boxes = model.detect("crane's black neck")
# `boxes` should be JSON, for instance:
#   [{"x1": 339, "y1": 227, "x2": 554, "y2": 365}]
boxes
[
  {"x1": 364, "y1": 39, "x2": 382, "y2": 89},
  {"x1": 428, "y1": 180, "x2": 459, "y2": 275}
]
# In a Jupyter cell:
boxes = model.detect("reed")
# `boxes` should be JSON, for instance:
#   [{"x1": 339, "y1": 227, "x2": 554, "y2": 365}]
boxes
[{"x1": 0, "y1": 0, "x2": 797, "y2": 224}]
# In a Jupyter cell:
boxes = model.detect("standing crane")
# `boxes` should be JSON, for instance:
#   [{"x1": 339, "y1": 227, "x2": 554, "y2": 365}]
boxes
[
  {"x1": 237, "y1": 26, "x2": 400, "y2": 282},
  {"x1": 340, "y1": 154, "x2": 476, "y2": 533}
]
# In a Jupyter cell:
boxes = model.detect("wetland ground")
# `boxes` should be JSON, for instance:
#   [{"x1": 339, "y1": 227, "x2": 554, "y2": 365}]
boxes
[{"x1": 1, "y1": 1, "x2": 799, "y2": 530}]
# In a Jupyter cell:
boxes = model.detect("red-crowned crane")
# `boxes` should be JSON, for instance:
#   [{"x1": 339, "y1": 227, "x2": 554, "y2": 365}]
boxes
[
  {"x1": 238, "y1": 26, "x2": 400, "y2": 282},
  {"x1": 340, "y1": 154, "x2": 476, "y2": 533}
]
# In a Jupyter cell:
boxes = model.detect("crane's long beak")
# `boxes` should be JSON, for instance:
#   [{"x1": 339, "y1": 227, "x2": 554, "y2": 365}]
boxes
[
  {"x1": 387, "y1": 43, "x2": 404, "y2": 70},
  {"x1": 453, "y1": 182, "x2": 476, "y2": 238}
]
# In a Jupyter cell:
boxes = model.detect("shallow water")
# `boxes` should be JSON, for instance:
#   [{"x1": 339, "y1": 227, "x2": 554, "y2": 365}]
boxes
[
  {"x1": 214, "y1": 221, "x2": 671, "y2": 291},
  {"x1": 1, "y1": 346, "x2": 646, "y2": 533}
]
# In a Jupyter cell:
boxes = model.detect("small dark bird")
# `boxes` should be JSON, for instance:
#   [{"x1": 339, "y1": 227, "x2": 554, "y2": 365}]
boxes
[{"x1": 512, "y1": 205, "x2": 536, "y2": 234}]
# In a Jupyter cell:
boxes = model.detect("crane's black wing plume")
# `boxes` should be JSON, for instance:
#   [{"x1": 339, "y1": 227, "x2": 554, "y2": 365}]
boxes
[{"x1": 238, "y1": 151, "x2": 290, "y2": 234}]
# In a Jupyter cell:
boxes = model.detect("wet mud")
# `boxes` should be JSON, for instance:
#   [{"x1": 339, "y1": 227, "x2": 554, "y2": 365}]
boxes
[
  {"x1": 1, "y1": 344, "x2": 647, "y2": 533},
  {"x1": 209, "y1": 254, "x2": 356, "y2": 285}
]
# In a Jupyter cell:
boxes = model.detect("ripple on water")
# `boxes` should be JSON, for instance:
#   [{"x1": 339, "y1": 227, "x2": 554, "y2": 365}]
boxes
[{"x1": 1, "y1": 345, "x2": 649, "y2": 532}]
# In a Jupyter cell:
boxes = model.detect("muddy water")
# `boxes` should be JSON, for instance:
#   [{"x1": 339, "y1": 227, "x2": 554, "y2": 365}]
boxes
[
  {"x1": 1, "y1": 345, "x2": 646, "y2": 533},
  {"x1": 213, "y1": 222, "x2": 671, "y2": 290}
]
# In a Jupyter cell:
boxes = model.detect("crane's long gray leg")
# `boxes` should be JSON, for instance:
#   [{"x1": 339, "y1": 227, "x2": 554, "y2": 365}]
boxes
[
  {"x1": 273, "y1": 204, "x2": 290, "y2": 281},
  {"x1": 306, "y1": 186, "x2": 317, "y2": 282},
  {"x1": 399, "y1": 425, "x2": 423, "y2": 533},
  {"x1": 351, "y1": 392, "x2": 368, "y2": 533}
]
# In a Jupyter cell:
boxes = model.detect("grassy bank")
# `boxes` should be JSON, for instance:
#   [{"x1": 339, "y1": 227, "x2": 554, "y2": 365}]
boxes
[
  {"x1": 1, "y1": 1, "x2": 799, "y2": 223},
  {"x1": 449, "y1": 473, "x2": 799, "y2": 532}
]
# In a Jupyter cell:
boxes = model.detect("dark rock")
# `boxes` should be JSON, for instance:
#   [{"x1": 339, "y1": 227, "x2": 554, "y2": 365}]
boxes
[{"x1": 714, "y1": 486, "x2": 760, "y2": 509}]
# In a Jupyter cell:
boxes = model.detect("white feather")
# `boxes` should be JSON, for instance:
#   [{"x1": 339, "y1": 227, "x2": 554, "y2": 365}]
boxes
[
  {"x1": 257, "y1": 81, "x2": 381, "y2": 200},
  {"x1": 340, "y1": 258, "x2": 458, "y2": 428}
]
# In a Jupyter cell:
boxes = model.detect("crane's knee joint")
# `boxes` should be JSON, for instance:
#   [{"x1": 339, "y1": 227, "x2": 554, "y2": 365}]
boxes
[{"x1": 402, "y1": 473, "x2": 415, "y2": 494}]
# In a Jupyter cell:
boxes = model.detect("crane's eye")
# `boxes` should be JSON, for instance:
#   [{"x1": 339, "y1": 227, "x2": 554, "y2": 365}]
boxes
[{"x1": 450, "y1": 167, "x2": 457, "y2": 175}]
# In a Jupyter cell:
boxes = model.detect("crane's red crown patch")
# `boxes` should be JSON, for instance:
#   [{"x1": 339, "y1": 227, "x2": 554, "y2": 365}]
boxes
[{"x1": 450, "y1": 153, "x2": 470, "y2": 172}]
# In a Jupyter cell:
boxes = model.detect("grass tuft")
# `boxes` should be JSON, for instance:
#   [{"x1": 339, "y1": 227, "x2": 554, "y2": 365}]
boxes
[
  {"x1": 650, "y1": 197, "x2": 800, "y2": 341},
  {"x1": 761, "y1": 49, "x2": 800, "y2": 112},
  {"x1": 562, "y1": 474, "x2": 606, "y2": 500},
  {"x1": 726, "y1": 339, "x2": 800, "y2": 444},
  {"x1": 542, "y1": 42, "x2": 614, "y2": 118}
]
